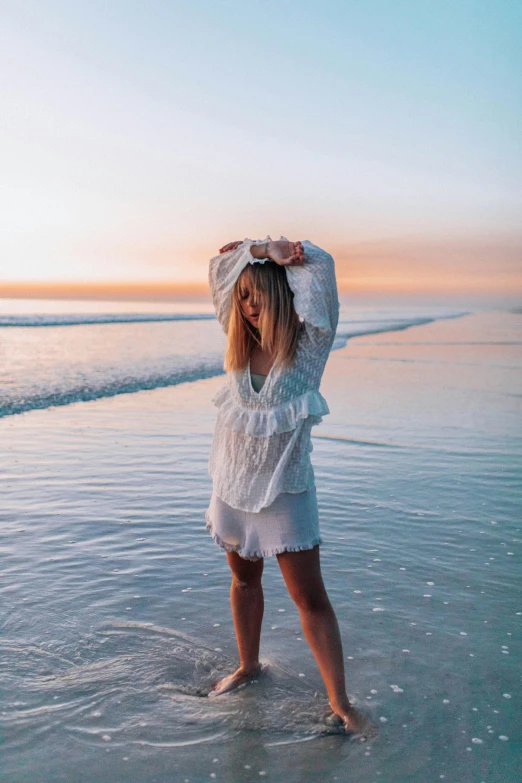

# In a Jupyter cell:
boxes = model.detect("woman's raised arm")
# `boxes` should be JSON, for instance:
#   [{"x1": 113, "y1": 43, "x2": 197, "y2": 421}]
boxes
[
  {"x1": 284, "y1": 240, "x2": 340, "y2": 336},
  {"x1": 209, "y1": 237, "x2": 271, "y2": 334}
]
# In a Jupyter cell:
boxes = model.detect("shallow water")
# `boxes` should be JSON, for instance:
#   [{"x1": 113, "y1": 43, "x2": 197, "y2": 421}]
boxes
[
  {"x1": 1, "y1": 304, "x2": 520, "y2": 782},
  {"x1": 0, "y1": 298, "x2": 464, "y2": 417}
]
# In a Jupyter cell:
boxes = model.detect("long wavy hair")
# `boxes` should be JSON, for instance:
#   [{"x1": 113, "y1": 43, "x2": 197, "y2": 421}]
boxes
[{"x1": 224, "y1": 262, "x2": 302, "y2": 372}]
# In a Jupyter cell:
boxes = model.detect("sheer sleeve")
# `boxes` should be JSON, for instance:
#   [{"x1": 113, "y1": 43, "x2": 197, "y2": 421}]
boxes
[
  {"x1": 283, "y1": 238, "x2": 340, "y2": 337},
  {"x1": 208, "y1": 236, "x2": 271, "y2": 334}
]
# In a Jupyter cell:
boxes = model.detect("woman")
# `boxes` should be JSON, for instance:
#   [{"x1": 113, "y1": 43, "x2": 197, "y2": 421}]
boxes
[{"x1": 205, "y1": 235, "x2": 374, "y2": 738}]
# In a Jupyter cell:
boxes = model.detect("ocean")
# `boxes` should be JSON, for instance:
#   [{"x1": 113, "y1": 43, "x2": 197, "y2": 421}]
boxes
[{"x1": 1, "y1": 297, "x2": 520, "y2": 782}]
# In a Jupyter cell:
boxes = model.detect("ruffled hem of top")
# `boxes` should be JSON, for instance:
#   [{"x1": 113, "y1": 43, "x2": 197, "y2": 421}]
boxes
[{"x1": 211, "y1": 385, "x2": 330, "y2": 437}]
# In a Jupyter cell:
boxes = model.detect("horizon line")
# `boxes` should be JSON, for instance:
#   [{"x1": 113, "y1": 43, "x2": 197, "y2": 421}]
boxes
[{"x1": 1, "y1": 277, "x2": 521, "y2": 301}]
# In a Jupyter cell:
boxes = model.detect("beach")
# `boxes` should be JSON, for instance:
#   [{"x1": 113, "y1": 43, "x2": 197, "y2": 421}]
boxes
[{"x1": 1, "y1": 306, "x2": 520, "y2": 783}]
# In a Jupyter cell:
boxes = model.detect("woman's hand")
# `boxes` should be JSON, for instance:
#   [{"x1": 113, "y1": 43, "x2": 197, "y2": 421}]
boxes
[
  {"x1": 218, "y1": 239, "x2": 304, "y2": 266},
  {"x1": 269, "y1": 240, "x2": 304, "y2": 266},
  {"x1": 219, "y1": 241, "x2": 242, "y2": 254}
]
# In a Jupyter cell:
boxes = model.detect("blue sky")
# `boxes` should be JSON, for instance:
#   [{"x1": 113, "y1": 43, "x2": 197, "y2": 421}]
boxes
[{"x1": 1, "y1": 0, "x2": 520, "y2": 295}]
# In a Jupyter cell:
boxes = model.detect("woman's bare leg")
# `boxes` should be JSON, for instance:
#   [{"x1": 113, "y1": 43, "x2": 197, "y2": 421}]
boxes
[
  {"x1": 208, "y1": 551, "x2": 264, "y2": 696},
  {"x1": 276, "y1": 545, "x2": 375, "y2": 736}
]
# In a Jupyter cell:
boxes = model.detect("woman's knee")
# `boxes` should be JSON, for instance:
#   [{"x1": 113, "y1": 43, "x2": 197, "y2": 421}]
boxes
[
  {"x1": 226, "y1": 550, "x2": 264, "y2": 587},
  {"x1": 291, "y1": 586, "x2": 331, "y2": 613}
]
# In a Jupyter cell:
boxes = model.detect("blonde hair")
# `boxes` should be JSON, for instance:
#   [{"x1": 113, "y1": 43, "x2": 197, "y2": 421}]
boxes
[{"x1": 225, "y1": 262, "x2": 301, "y2": 372}]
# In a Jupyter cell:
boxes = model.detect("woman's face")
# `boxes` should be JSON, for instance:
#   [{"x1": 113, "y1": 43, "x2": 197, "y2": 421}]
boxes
[
  {"x1": 239, "y1": 282, "x2": 261, "y2": 328},
  {"x1": 239, "y1": 283, "x2": 263, "y2": 328}
]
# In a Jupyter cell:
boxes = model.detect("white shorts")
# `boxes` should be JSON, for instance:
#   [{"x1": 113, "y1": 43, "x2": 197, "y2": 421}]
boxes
[{"x1": 205, "y1": 487, "x2": 322, "y2": 561}]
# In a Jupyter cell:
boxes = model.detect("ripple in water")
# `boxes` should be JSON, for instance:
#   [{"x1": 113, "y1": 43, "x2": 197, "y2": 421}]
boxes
[{"x1": 0, "y1": 619, "x2": 363, "y2": 758}]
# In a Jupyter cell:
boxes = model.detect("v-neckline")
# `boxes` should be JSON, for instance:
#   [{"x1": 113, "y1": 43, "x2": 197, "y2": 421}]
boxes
[{"x1": 248, "y1": 357, "x2": 275, "y2": 397}]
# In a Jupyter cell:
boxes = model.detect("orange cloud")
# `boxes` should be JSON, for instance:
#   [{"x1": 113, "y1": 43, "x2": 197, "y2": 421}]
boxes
[
  {"x1": 329, "y1": 233, "x2": 522, "y2": 293},
  {"x1": 0, "y1": 281, "x2": 210, "y2": 301}
]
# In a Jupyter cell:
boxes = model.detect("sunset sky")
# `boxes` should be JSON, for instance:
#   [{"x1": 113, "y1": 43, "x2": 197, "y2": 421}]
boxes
[{"x1": 1, "y1": 0, "x2": 521, "y2": 300}]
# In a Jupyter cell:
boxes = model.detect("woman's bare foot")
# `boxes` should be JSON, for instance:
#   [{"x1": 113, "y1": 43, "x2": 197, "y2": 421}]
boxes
[
  {"x1": 328, "y1": 699, "x2": 378, "y2": 739},
  {"x1": 208, "y1": 664, "x2": 262, "y2": 697}
]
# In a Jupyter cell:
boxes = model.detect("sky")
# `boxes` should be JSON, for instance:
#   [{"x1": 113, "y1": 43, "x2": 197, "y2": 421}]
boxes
[{"x1": 0, "y1": 0, "x2": 521, "y2": 300}]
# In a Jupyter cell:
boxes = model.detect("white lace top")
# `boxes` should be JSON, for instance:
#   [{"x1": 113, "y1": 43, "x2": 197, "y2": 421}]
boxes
[{"x1": 208, "y1": 236, "x2": 340, "y2": 512}]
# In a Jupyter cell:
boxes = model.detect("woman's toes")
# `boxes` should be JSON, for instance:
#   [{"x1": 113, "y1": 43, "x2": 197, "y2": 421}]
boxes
[
  {"x1": 343, "y1": 709, "x2": 378, "y2": 740},
  {"x1": 324, "y1": 711, "x2": 344, "y2": 727},
  {"x1": 327, "y1": 700, "x2": 378, "y2": 740},
  {"x1": 207, "y1": 665, "x2": 261, "y2": 698}
]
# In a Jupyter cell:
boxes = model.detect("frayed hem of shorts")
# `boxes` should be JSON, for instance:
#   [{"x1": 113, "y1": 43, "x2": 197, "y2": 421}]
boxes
[{"x1": 205, "y1": 510, "x2": 322, "y2": 561}]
